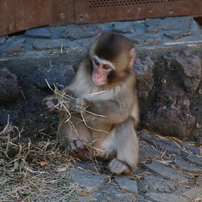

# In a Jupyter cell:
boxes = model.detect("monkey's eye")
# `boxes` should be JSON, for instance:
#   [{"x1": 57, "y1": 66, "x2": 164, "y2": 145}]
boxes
[
  {"x1": 103, "y1": 64, "x2": 110, "y2": 70},
  {"x1": 93, "y1": 59, "x2": 100, "y2": 66}
]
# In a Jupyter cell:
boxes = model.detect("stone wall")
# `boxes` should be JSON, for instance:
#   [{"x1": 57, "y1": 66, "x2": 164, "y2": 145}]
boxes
[{"x1": 1, "y1": 16, "x2": 202, "y2": 140}]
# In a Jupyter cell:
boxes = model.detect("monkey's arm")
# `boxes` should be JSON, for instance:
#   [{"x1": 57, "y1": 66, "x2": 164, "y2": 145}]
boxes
[{"x1": 71, "y1": 96, "x2": 134, "y2": 124}]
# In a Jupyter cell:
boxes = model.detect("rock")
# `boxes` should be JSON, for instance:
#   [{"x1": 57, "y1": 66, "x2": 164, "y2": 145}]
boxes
[
  {"x1": 78, "y1": 194, "x2": 97, "y2": 202},
  {"x1": 174, "y1": 159, "x2": 202, "y2": 173},
  {"x1": 113, "y1": 22, "x2": 134, "y2": 34},
  {"x1": 144, "y1": 161, "x2": 189, "y2": 184},
  {"x1": 32, "y1": 39, "x2": 69, "y2": 50},
  {"x1": 145, "y1": 17, "x2": 192, "y2": 34},
  {"x1": 139, "y1": 144, "x2": 162, "y2": 159},
  {"x1": 101, "y1": 186, "x2": 136, "y2": 202},
  {"x1": 134, "y1": 57, "x2": 155, "y2": 98},
  {"x1": 0, "y1": 36, "x2": 7, "y2": 45},
  {"x1": 163, "y1": 31, "x2": 192, "y2": 40},
  {"x1": 62, "y1": 24, "x2": 104, "y2": 40},
  {"x1": 76, "y1": 190, "x2": 97, "y2": 202},
  {"x1": 0, "y1": 109, "x2": 18, "y2": 125},
  {"x1": 186, "y1": 155, "x2": 202, "y2": 166},
  {"x1": 128, "y1": 34, "x2": 162, "y2": 46},
  {"x1": 164, "y1": 51, "x2": 202, "y2": 92},
  {"x1": 0, "y1": 68, "x2": 20, "y2": 102},
  {"x1": 145, "y1": 192, "x2": 188, "y2": 202},
  {"x1": 114, "y1": 176, "x2": 138, "y2": 194},
  {"x1": 32, "y1": 65, "x2": 75, "y2": 88},
  {"x1": 180, "y1": 142, "x2": 200, "y2": 154},
  {"x1": 2, "y1": 39, "x2": 25, "y2": 55},
  {"x1": 69, "y1": 170, "x2": 109, "y2": 192},
  {"x1": 133, "y1": 20, "x2": 147, "y2": 34},
  {"x1": 24, "y1": 96, "x2": 45, "y2": 113},
  {"x1": 139, "y1": 133, "x2": 181, "y2": 154},
  {"x1": 142, "y1": 88, "x2": 196, "y2": 138},
  {"x1": 196, "y1": 175, "x2": 202, "y2": 186},
  {"x1": 25, "y1": 28, "x2": 51, "y2": 39},
  {"x1": 140, "y1": 175, "x2": 176, "y2": 193},
  {"x1": 182, "y1": 188, "x2": 202, "y2": 200}
]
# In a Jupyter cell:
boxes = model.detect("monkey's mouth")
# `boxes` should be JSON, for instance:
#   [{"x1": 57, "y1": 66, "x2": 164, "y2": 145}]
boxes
[{"x1": 92, "y1": 77, "x2": 107, "y2": 87}]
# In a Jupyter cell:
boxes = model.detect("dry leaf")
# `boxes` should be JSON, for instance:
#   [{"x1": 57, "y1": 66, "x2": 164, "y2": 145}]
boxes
[
  {"x1": 79, "y1": 192, "x2": 88, "y2": 196},
  {"x1": 39, "y1": 161, "x2": 48, "y2": 166},
  {"x1": 47, "y1": 125, "x2": 53, "y2": 129}
]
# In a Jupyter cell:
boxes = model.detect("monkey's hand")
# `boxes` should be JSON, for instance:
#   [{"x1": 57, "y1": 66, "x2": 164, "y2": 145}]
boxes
[
  {"x1": 70, "y1": 98, "x2": 89, "y2": 112},
  {"x1": 43, "y1": 96, "x2": 60, "y2": 111},
  {"x1": 68, "y1": 140, "x2": 90, "y2": 161}
]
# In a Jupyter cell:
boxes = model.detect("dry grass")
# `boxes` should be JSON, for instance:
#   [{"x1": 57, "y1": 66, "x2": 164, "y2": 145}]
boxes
[
  {"x1": 0, "y1": 119, "x2": 79, "y2": 202},
  {"x1": 46, "y1": 84, "x2": 107, "y2": 160},
  {"x1": 0, "y1": 85, "x2": 108, "y2": 201}
]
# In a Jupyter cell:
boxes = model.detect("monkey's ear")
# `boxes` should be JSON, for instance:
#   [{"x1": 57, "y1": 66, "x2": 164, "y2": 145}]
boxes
[{"x1": 129, "y1": 48, "x2": 136, "y2": 68}]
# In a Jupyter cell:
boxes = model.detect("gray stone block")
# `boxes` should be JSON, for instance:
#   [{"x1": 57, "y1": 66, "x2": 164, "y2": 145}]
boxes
[
  {"x1": 145, "y1": 193, "x2": 188, "y2": 202},
  {"x1": 174, "y1": 159, "x2": 202, "y2": 172},
  {"x1": 196, "y1": 175, "x2": 202, "y2": 186},
  {"x1": 32, "y1": 64, "x2": 75, "y2": 88},
  {"x1": 2, "y1": 39, "x2": 25, "y2": 55},
  {"x1": 0, "y1": 36, "x2": 7, "y2": 45},
  {"x1": 115, "y1": 176, "x2": 138, "y2": 194},
  {"x1": 163, "y1": 31, "x2": 192, "y2": 40},
  {"x1": 128, "y1": 33, "x2": 162, "y2": 46},
  {"x1": 139, "y1": 134, "x2": 181, "y2": 154},
  {"x1": 78, "y1": 195, "x2": 97, "y2": 202},
  {"x1": 62, "y1": 24, "x2": 103, "y2": 41},
  {"x1": 113, "y1": 21, "x2": 135, "y2": 34},
  {"x1": 69, "y1": 170, "x2": 109, "y2": 192},
  {"x1": 25, "y1": 28, "x2": 51, "y2": 39},
  {"x1": 32, "y1": 39, "x2": 69, "y2": 50},
  {"x1": 145, "y1": 17, "x2": 192, "y2": 34},
  {"x1": 101, "y1": 187, "x2": 136, "y2": 202},
  {"x1": 144, "y1": 161, "x2": 188, "y2": 184},
  {"x1": 140, "y1": 175, "x2": 176, "y2": 193},
  {"x1": 181, "y1": 143, "x2": 200, "y2": 154},
  {"x1": 182, "y1": 188, "x2": 202, "y2": 201},
  {"x1": 186, "y1": 155, "x2": 202, "y2": 166},
  {"x1": 139, "y1": 144, "x2": 162, "y2": 159}
]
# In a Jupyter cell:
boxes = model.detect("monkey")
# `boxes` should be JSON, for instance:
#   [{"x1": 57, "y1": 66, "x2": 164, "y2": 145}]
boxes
[{"x1": 44, "y1": 32, "x2": 139, "y2": 175}]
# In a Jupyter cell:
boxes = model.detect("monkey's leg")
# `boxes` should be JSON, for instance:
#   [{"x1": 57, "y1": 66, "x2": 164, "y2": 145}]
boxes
[
  {"x1": 58, "y1": 114, "x2": 93, "y2": 160},
  {"x1": 109, "y1": 118, "x2": 139, "y2": 175}
]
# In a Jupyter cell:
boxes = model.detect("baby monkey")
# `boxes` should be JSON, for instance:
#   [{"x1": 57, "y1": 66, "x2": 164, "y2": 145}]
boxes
[{"x1": 44, "y1": 32, "x2": 139, "y2": 175}]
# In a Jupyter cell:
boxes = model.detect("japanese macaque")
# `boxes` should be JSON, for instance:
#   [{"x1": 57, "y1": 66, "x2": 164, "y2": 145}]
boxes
[{"x1": 44, "y1": 32, "x2": 139, "y2": 175}]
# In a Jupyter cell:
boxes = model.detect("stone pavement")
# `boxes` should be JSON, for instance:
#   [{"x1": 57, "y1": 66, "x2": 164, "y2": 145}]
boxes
[
  {"x1": 66, "y1": 131, "x2": 202, "y2": 202},
  {"x1": 0, "y1": 16, "x2": 202, "y2": 201}
]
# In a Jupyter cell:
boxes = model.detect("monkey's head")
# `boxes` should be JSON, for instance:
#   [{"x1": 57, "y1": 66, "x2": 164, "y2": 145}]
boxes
[{"x1": 89, "y1": 32, "x2": 136, "y2": 87}]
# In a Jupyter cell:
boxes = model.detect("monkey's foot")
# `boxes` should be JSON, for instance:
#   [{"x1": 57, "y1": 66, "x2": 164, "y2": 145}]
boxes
[
  {"x1": 68, "y1": 140, "x2": 90, "y2": 161},
  {"x1": 43, "y1": 96, "x2": 59, "y2": 111},
  {"x1": 109, "y1": 158, "x2": 132, "y2": 175}
]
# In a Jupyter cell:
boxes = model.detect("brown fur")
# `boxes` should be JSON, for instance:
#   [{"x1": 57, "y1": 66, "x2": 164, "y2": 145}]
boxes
[{"x1": 44, "y1": 32, "x2": 139, "y2": 175}]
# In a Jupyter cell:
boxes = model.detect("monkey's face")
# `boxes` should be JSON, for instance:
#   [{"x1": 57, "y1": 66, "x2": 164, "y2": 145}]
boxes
[{"x1": 91, "y1": 55, "x2": 115, "y2": 86}]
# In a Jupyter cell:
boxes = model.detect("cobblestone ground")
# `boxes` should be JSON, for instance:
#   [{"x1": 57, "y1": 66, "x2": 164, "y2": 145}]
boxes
[
  {"x1": 0, "y1": 17, "x2": 202, "y2": 201},
  {"x1": 67, "y1": 130, "x2": 202, "y2": 202}
]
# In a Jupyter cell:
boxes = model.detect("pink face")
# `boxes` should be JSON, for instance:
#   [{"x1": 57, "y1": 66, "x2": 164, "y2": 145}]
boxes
[{"x1": 91, "y1": 55, "x2": 115, "y2": 86}]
